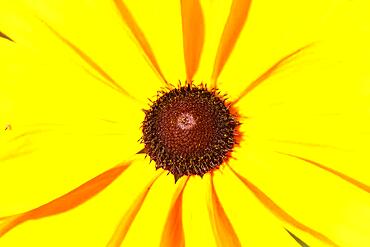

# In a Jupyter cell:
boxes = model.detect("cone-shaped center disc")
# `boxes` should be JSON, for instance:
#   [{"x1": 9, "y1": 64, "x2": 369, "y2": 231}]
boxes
[{"x1": 142, "y1": 85, "x2": 239, "y2": 182}]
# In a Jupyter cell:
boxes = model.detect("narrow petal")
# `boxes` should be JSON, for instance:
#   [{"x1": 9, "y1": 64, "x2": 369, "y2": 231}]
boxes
[
  {"x1": 180, "y1": 0, "x2": 205, "y2": 82},
  {"x1": 107, "y1": 171, "x2": 163, "y2": 247},
  {"x1": 211, "y1": 0, "x2": 252, "y2": 88},
  {"x1": 229, "y1": 166, "x2": 339, "y2": 247},
  {"x1": 0, "y1": 31, "x2": 13, "y2": 42},
  {"x1": 112, "y1": 0, "x2": 169, "y2": 87},
  {"x1": 210, "y1": 169, "x2": 301, "y2": 246},
  {"x1": 160, "y1": 177, "x2": 188, "y2": 247},
  {"x1": 232, "y1": 43, "x2": 313, "y2": 105},
  {"x1": 0, "y1": 161, "x2": 131, "y2": 237},
  {"x1": 279, "y1": 152, "x2": 370, "y2": 193},
  {"x1": 40, "y1": 19, "x2": 137, "y2": 101},
  {"x1": 208, "y1": 174, "x2": 241, "y2": 247},
  {"x1": 182, "y1": 176, "x2": 218, "y2": 246}
]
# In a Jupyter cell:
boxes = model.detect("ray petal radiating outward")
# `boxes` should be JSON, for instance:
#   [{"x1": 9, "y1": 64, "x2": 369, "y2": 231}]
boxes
[
  {"x1": 39, "y1": 20, "x2": 137, "y2": 101},
  {"x1": 0, "y1": 161, "x2": 132, "y2": 238},
  {"x1": 112, "y1": 0, "x2": 169, "y2": 87},
  {"x1": 180, "y1": 0, "x2": 205, "y2": 83},
  {"x1": 229, "y1": 166, "x2": 339, "y2": 247},
  {"x1": 211, "y1": 0, "x2": 252, "y2": 88},
  {"x1": 107, "y1": 171, "x2": 164, "y2": 247},
  {"x1": 0, "y1": 31, "x2": 14, "y2": 42},
  {"x1": 278, "y1": 152, "x2": 370, "y2": 193},
  {"x1": 160, "y1": 177, "x2": 189, "y2": 247},
  {"x1": 208, "y1": 174, "x2": 241, "y2": 247},
  {"x1": 232, "y1": 43, "x2": 313, "y2": 105}
]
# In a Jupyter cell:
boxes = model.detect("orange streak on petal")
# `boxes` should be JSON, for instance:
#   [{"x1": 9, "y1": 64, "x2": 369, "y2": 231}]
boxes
[
  {"x1": 0, "y1": 215, "x2": 25, "y2": 237},
  {"x1": 40, "y1": 20, "x2": 136, "y2": 101},
  {"x1": 11, "y1": 129, "x2": 50, "y2": 142},
  {"x1": 270, "y1": 139, "x2": 342, "y2": 150},
  {"x1": 0, "y1": 162, "x2": 131, "y2": 237},
  {"x1": 230, "y1": 167, "x2": 339, "y2": 247},
  {"x1": 280, "y1": 153, "x2": 370, "y2": 193},
  {"x1": 211, "y1": 0, "x2": 252, "y2": 88},
  {"x1": 113, "y1": 0, "x2": 169, "y2": 86},
  {"x1": 232, "y1": 44, "x2": 313, "y2": 105},
  {"x1": 160, "y1": 177, "x2": 189, "y2": 247},
  {"x1": 107, "y1": 172, "x2": 163, "y2": 247},
  {"x1": 0, "y1": 146, "x2": 33, "y2": 162},
  {"x1": 209, "y1": 175, "x2": 241, "y2": 247},
  {"x1": 181, "y1": 0, "x2": 205, "y2": 82}
]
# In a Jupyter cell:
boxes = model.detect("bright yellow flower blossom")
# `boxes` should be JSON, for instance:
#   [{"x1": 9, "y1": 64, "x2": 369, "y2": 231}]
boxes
[{"x1": 1, "y1": 0, "x2": 370, "y2": 246}]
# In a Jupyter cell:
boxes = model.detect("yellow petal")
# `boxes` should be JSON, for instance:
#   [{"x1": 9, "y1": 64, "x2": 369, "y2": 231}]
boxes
[
  {"x1": 0, "y1": 162, "x2": 131, "y2": 237},
  {"x1": 230, "y1": 146, "x2": 370, "y2": 246},
  {"x1": 111, "y1": 171, "x2": 183, "y2": 247},
  {"x1": 219, "y1": 0, "x2": 370, "y2": 98},
  {"x1": 182, "y1": 175, "x2": 217, "y2": 247},
  {"x1": 212, "y1": 168, "x2": 303, "y2": 246},
  {"x1": 112, "y1": 0, "x2": 169, "y2": 87},
  {"x1": 180, "y1": 0, "x2": 205, "y2": 82},
  {"x1": 111, "y1": 0, "x2": 186, "y2": 83},
  {"x1": 160, "y1": 177, "x2": 188, "y2": 247},
  {"x1": 0, "y1": 0, "x2": 163, "y2": 101},
  {"x1": 0, "y1": 39, "x2": 148, "y2": 246},
  {"x1": 0, "y1": 157, "x2": 160, "y2": 246},
  {"x1": 210, "y1": 0, "x2": 252, "y2": 88},
  {"x1": 230, "y1": 166, "x2": 339, "y2": 246},
  {"x1": 208, "y1": 174, "x2": 241, "y2": 247},
  {"x1": 107, "y1": 170, "x2": 163, "y2": 247}
]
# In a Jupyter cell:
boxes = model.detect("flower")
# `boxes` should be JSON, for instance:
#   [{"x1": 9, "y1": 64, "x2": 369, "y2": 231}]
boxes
[{"x1": 1, "y1": 0, "x2": 370, "y2": 246}]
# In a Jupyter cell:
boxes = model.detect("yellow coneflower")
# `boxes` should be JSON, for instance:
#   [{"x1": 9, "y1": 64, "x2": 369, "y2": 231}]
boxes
[{"x1": 0, "y1": 0, "x2": 370, "y2": 246}]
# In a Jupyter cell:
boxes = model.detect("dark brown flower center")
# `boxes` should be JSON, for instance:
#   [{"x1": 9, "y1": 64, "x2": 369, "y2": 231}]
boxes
[{"x1": 141, "y1": 85, "x2": 239, "y2": 182}]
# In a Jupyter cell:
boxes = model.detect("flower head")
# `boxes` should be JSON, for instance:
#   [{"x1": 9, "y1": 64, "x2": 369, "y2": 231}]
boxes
[{"x1": 1, "y1": 0, "x2": 370, "y2": 246}]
